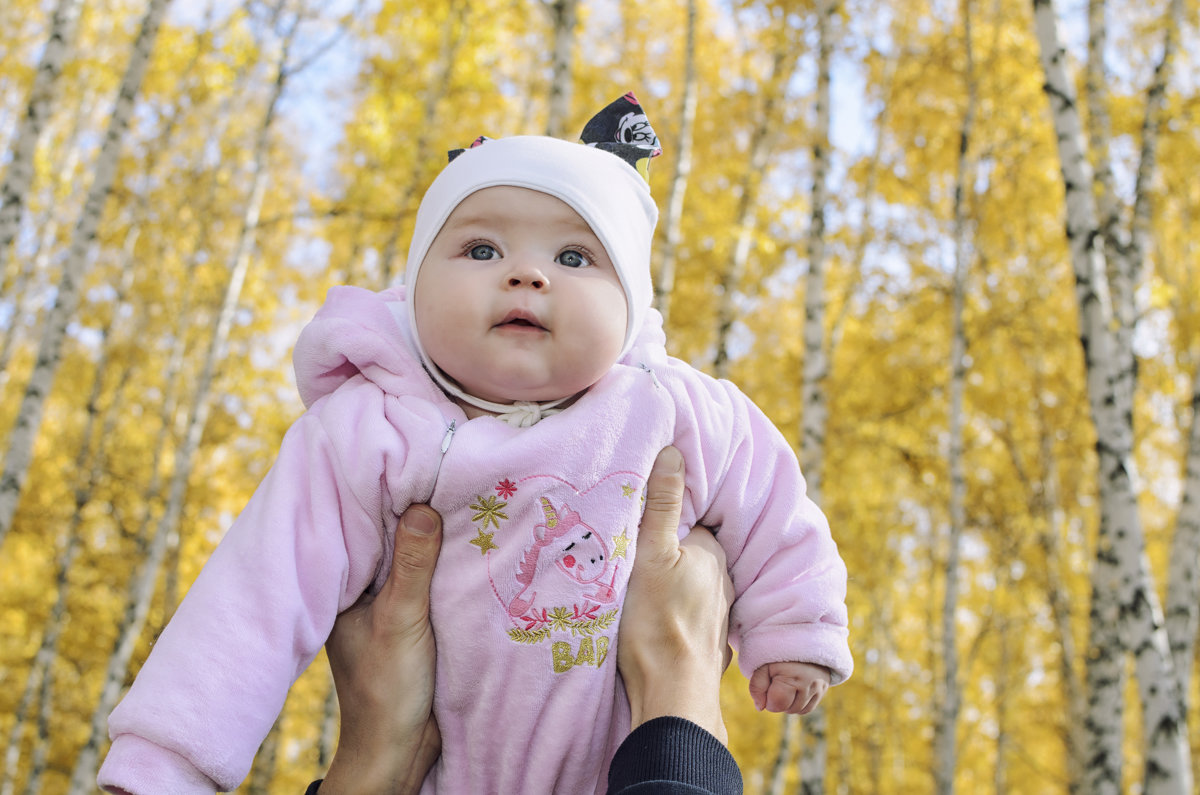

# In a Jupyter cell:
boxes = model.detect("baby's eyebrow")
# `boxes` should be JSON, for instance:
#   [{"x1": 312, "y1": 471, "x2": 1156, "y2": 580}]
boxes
[{"x1": 441, "y1": 213, "x2": 495, "y2": 232}]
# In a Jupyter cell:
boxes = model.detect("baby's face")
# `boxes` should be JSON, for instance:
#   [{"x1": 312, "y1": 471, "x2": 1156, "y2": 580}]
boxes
[{"x1": 414, "y1": 186, "x2": 628, "y2": 406}]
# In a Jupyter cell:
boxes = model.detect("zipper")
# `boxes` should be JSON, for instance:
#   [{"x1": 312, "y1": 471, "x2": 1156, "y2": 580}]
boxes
[
  {"x1": 425, "y1": 419, "x2": 457, "y2": 504},
  {"x1": 638, "y1": 363, "x2": 662, "y2": 389}
]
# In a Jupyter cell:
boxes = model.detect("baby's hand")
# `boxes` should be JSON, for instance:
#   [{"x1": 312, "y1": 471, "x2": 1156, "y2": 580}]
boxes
[{"x1": 749, "y1": 661, "x2": 831, "y2": 714}]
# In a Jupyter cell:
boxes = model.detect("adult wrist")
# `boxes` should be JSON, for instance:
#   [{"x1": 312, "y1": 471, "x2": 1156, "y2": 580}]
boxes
[
  {"x1": 320, "y1": 738, "x2": 423, "y2": 795},
  {"x1": 626, "y1": 658, "x2": 727, "y2": 745},
  {"x1": 319, "y1": 751, "x2": 396, "y2": 795}
]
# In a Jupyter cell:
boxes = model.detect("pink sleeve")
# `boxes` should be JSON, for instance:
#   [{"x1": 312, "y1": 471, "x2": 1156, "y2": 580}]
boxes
[
  {"x1": 99, "y1": 383, "x2": 416, "y2": 793},
  {"x1": 666, "y1": 364, "x2": 853, "y2": 685}
]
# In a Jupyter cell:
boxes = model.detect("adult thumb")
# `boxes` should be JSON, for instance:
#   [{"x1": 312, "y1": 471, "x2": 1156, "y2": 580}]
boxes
[
  {"x1": 638, "y1": 446, "x2": 686, "y2": 566},
  {"x1": 381, "y1": 504, "x2": 442, "y2": 609}
]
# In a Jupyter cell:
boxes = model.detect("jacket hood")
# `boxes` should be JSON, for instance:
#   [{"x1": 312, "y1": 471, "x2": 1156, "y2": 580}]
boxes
[{"x1": 293, "y1": 285, "x2": 446, "y2": 409}]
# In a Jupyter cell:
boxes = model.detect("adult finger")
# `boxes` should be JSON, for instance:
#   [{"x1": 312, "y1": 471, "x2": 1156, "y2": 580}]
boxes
[
  {"x1": 637, "y1": 446, "x2": 686, "y2": 567},
  {"x1": 376, "y1": 504, "x2": 443, "y2": 624}
]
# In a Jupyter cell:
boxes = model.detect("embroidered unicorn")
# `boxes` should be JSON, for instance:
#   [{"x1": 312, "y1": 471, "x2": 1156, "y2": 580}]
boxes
[{"x1": 507, "y1": 498, "x2": 618, "y2": 617}]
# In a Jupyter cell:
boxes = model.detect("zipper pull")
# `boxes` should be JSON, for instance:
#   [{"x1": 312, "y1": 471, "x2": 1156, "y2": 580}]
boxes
[
  {"x1": 441, "y1": 420, "x2": 457, "y2": 454},
  {"x1": 638, "y1": 363, "x2": 662, "y2": 389}
]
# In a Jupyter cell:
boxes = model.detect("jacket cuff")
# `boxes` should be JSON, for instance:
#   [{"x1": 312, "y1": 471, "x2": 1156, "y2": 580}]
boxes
[
  {"x1": 737, "y1": 623, "x2": 853, "y2": 685},
  {"x1": 97, "y1": 734, "x2": 218, "y2": 795}
]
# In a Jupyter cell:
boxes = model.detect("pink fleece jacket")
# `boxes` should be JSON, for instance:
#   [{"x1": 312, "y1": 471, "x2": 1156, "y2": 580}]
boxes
[{"x1": 99, "y1": 285, "x2": 852, "y2": 795}]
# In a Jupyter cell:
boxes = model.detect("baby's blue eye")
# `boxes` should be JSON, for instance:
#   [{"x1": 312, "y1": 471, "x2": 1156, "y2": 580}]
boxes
[
  {"x1": 557, "y1": 249, "x2": 590, "y2": 268},
  {"x1": 469, "y1": 244, "x2": 498, "y2": 260}
]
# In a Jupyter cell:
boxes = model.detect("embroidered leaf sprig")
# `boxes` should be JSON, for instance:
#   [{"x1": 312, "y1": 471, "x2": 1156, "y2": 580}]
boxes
[
  {"x1": 508, "y1": 627, "x2": 551, "y2": 644},
  {"x1": 572, "y1": 609, "x2": 617, "y2": 637}
]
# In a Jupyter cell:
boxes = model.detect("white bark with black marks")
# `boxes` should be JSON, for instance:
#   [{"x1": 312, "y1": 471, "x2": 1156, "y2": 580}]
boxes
[
  {"x1": 1166, "y1": 363, "x2": 1200, "y2": 712},
  {"x1": 1031, "y1": 0, "x2": 1191, "y2": 792}
]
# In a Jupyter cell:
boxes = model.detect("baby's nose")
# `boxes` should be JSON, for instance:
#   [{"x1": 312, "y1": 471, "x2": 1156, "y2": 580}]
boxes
[
  {"x1": 508, "y1": 274, "x2": 545, "y2": 288},
  {"x1": 505, "y1": 260, "x2": 548, "y2": 289}
]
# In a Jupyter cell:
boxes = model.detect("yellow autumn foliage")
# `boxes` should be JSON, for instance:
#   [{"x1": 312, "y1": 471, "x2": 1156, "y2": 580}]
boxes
[{"x1": 0, "y1": 0, "x2": 1197, "y2": 792}]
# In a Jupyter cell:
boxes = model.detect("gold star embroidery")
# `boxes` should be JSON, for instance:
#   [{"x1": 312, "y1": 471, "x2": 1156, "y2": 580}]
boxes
[
  {"x1": 470, "y1": 529, "x2": 498, "y2": 555},
  {"x1": 470, "y1": 495, "x2": 508, "y2": 529},
  {"x1": 621, "y1": 483, "x2": 636, "y2": 498},
  {"x1": 612, "y1": 528, "x2": 630, "y2": 560}
]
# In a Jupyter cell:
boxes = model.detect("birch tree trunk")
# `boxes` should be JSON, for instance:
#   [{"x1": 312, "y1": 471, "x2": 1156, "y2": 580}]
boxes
[
  {"x1": 0, "y1": 0, "x2": 172, "y2": 551},
  {"x1": 653, "y1": 0, "x2": 698, "y2": 326},
  {"x1": 767, "y1": 5, "x2": 835, "y2": 792},
  {"x1": 0, "y1": 0, "x2": 84, "y2": 281},
  {"x1": 1031, "y1": 1, "x2": 1191, "y2": 792},
  {"x1": 796, "y1": 2, "x2": 835, "y2": 793},
  {"x1": 933, "y1": 3, "x2": 976, "y2": 791},
  {"x1": 544, "y1": 0, "x2": 578, "y2": 138},
  {"x1": 1166, "y1": 362, "x2": 1200, "y2": 710},
  {"x1": 1117, "y1": 4, "x2": 1189, "y2": 788},
  {"x1": 1084, "y1": 0, "x2": 1125, "y2": 314},
  {"x1": 713, "y1": 40, "x2": 790, "y2": 379},
  {"x1": 68, "y1": 29, "x2": 287, "y2": 790},
  {"x1": 1082, "y1": 20, "x2": 1140, "y2": 684}
]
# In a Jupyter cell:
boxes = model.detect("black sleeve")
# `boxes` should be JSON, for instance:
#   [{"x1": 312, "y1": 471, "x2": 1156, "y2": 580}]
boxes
[
  {"x1": 306, "y1": 717, "x2": 742, "y2": 795},
  {"x1": 607, "y1": 717, "x2": 743, "y2": 795}
]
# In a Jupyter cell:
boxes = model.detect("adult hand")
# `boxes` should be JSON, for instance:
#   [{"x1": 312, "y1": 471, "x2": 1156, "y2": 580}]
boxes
[
  {"x1": 320, "y1": 505, "x2": 443, "y2": 795},
  {"x1": 618, "y1": 446, "x2": 734, "y2": 745}
]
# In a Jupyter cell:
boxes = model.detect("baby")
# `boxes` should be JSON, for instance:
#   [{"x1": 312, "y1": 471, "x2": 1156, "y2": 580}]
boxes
[{"x1": 99, "y1": 93, "x2": 852, "y2": 794}]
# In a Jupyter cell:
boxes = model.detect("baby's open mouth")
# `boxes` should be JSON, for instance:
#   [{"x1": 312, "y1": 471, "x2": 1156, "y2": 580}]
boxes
[{"x1": 496, "y1": 311, "x2": 546, "y2": 330}]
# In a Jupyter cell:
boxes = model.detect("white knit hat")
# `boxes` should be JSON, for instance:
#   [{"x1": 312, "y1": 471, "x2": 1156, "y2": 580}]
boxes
[{"x1": 403, "y1": 135, "x2": 659, "y2": 422}]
